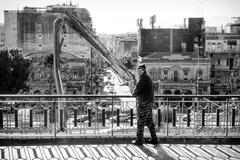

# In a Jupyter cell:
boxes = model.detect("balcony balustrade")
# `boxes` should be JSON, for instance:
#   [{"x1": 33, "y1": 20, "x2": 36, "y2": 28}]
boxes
[{"x1": 0, "y1": 95, "x2": 239, "y2": 138}]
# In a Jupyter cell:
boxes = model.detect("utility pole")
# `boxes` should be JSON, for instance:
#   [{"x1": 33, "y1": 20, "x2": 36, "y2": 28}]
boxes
[{"x1": 196, "y1": 46, "x2": 203, "y2": 95}]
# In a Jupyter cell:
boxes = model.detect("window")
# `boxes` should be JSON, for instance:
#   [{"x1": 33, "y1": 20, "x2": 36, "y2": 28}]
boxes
[
  {"x1": 212, "y1": 43, "x2": 216, "y2": 50},
  {"x1": 72, "y1": 70, "x2": 78, "y2": 80},
  {"x1": 154, "y1": 83, "x2": 159, "y2": 92},
  {"x1": 174, "y1": 71, "x2": 178, "y2": 82},
  {"x1": 217, "y1": 59, "x2": 221, "y2": 65},
  {"x1": 163, "y1": 70, "x2": 168, "y2": 80},
  {"x1": 181, "y1": 42, "x2": 187, "y2": 52},
  {"x1": 36, "y1": 23, "x2": 42, "y2": 33},
  {"x1": 77, "y1": 86, "x2": 83, "y2": 92},
  {"x1": 183, "y1": 70, "x2": 188, "y2": 80},
  {"x1": 227, "y1": 40, "x2": 237, "y2": 50},
  {"x1": 216, "y1": 76, "x2": 220, "y2": 83},
  {"x1": 217, "y1": 43, "x2": 221, "y2": 49}
]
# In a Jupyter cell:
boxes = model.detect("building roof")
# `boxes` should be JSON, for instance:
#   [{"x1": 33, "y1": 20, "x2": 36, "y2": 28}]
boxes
[{"x1": 118, "y1": 37, "x2": 137, "y2": 42}]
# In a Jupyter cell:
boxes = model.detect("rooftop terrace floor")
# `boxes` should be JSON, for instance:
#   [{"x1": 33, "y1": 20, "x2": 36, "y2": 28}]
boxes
[{"x1": 1, "y1": 138, "x2": 240, "y2": 160}]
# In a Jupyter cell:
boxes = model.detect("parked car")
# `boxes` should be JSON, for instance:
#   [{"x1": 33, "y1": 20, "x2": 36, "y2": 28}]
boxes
[
  {"x1": 109, "y1": 114, "x2": 129, "y2": 122},
  {"x1": 74, "y1": 115, "x2": 89, "y2": 123}
]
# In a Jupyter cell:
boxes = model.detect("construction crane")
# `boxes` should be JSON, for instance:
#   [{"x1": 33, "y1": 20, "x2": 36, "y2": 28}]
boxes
[
  {"x1": 53, "y1": 11, "x2": 136, "y2": 132},
  {"x1": 54, "y1": 11, "x2": 135, "y2": 95}
]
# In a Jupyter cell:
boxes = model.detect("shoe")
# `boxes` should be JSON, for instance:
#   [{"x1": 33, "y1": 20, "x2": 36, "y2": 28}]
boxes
[
  {"x1": 146, "y1": 139, "x2": 158, "y2": 144},
  {"x1": 132, "y1": 140, "x2": 143, "y2": 145}
]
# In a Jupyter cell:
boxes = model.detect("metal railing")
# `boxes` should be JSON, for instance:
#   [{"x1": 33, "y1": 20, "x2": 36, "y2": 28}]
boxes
[{"x1": 0, "y1": 95, "x2": 239, "y2": 138}]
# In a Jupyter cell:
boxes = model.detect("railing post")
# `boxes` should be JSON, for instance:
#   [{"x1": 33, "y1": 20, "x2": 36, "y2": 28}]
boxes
[
  {"x1": 117, "y1": 109, "x2": 120, "y2": 127},
  {"x1": 60, "y1": 109, "x2": 63, "y2": 129},
  {"x1": 88, "y1": 108, "x2": 91, "y2": 127},
  {"x1": 15, "y1": 110, "x2": 18, "y2": 128},
  {"x1": 232, "y1": 108, "x2": 235, "y2": 127},
  {"x1": 216, "y1": 109, "x2": 220, "y2": 127},
  {"x1": 201, "y1": 108, "x2": 205, "y2": 127},
  {"x1": 74, "y1": 109, "x2": 77, "y2": 127},
  {"x1": 54, "y1": 98, "x2": 57, "y2": 138},
  {"x1": 29, "y1": 109, "x2": 33, "y2": 128},
  {"x1": 102, "y1": 109, "x2": 105, "y2": 127},
  {"x1": 158, "y1": 108, "x2": 161, "y2": 128},
  {"x1": 130, "y1": 109, "x2": 134, "y2": 127},
  {"x1": 167, "y1": 98, "x2": 169, "y2": 136},
  {"x1": 172, "y1": 108, "x2": 176, "y2": 127},
  {"x1": 0, "y1": 109, "x2": 3, "y2": 128},
  {"x1": 44, "y1": 109, "x2": 48, "y2": 128},
  {"x1": 226, "y1": 98, "x2": 229, "y2": 137},
  {"x1": 111, "y1": 97, "x2": 114, "y2": 136},
  {"x1": 187, "y1": 108, "x2": 191, "y2": 127}
]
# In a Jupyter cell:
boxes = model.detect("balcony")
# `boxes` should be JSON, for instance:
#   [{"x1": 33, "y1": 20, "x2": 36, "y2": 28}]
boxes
[
  {"x1": 0, "y1": 94, "x2": 240, "y2": 159},
  {"x1": 0, "y1": 94, "x2": 239, "y2": 138}
]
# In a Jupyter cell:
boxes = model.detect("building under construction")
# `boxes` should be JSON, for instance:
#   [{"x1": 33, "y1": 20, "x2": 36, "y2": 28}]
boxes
[{"x1": 4, "y1": 4, "x2": 93, "y2": 94}]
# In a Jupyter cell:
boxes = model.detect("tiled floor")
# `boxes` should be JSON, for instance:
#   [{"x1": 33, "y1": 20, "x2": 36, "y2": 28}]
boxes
[{"x1": 1, "y1": 144, "x2": 240, "y2": 160}]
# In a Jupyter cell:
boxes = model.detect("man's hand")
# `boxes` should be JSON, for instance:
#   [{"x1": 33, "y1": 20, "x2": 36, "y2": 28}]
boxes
[{"x1": 129, "y1": 80, "x2": 135, "y2": 91}]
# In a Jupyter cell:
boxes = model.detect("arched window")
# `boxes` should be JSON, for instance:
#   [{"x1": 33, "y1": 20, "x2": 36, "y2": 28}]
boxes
[
  {"x1": 183, "y1": 69, "x2": 189, "y2": 80},
  {"x1": 72, "y1": 70, "x2": 78, "y2": 80},
  {"x1": 174, "y1": 71, "x2": 178, "y2": 82},
  {"x1": 163, "y1": 70, "x2": 168, "y2": 80}
]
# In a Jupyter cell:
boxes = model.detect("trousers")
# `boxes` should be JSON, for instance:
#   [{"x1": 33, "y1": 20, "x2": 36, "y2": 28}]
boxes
[{"x1": 136, "y1": 102, "x2": 157, "y2": 142}]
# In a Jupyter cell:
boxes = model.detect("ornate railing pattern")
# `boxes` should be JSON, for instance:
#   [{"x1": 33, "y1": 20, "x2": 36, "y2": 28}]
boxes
[{"x1": 0, "y1": 95, "x2": 239, "y2": 138}]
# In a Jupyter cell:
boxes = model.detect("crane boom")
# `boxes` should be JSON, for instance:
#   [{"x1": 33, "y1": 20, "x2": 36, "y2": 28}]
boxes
[{"x1": 63, "y1": 11, "x2": 134, "y2": 82}]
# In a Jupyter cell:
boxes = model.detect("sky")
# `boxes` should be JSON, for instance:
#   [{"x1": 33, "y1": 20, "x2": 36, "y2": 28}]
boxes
[{"x1": 0, "y1": 0, "x2": 240, "y2": 34}]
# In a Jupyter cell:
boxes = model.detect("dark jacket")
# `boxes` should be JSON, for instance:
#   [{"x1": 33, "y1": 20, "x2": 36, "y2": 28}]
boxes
[{"x1": 132, "y1": 72, "x2": 154, "y2": 104}]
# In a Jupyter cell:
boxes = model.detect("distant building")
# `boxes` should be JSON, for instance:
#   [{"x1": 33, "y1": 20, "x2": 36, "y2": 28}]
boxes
[
  {"x1": 230, "y1": 17, "x2": 240, "y2": 34},
  {"x1": 4, "y1": 5, "x2": 92, "y2": 58},
  {"x1": 138, "y1": 18, "x2": 211, "y2": 95},
  {"x1": 205, "y1": 27, "x2": 217, "y2": 33},
  {"x1": 112, "y1": 33, "x2": 137, "y2": 59},
  {"x1": 4, "y1": 4, "x2": 94, "y2": 94},
  {"x1": 231, "y1": 23, "x2": 240, "y2": 34},
  {"x1": 117, "y1": 37, "x2": 137, "y2": 55},
  {"x1": 97, "y1": 33, "x2": 114, "y2": 51},
  {"x1": 206, "y1": 33, "x2": 240, "y2": 94}
]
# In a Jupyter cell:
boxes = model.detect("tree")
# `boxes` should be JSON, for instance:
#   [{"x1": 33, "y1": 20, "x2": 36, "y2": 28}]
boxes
[
  {"x1": 117, "y1": 48, "x2": 138, "y2": 70},
  {"x1": 29, "y1": 53, "x2": 69, "y2": 94},
  {"x1": 0, "y1": 49, "x2": 30, "y2": 94},
  {"x1": 43, "y1": 54, "x2": 54, "y2": 94},
  {"x1": 229, "y1": 72, "x2": 240, "y2": 94}
]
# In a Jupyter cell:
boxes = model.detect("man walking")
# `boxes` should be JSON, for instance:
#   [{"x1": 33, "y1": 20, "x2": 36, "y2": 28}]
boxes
[{"x1": 131, "y1": 64, "x2": 158, "y2": 145}]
